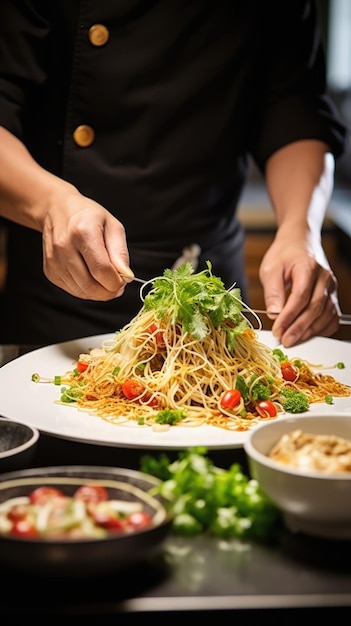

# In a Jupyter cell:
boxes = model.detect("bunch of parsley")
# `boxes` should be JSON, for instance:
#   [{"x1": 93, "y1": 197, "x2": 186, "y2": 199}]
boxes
[{"x1": 141, "y1": 447, "x2": 282, "y2": 542}]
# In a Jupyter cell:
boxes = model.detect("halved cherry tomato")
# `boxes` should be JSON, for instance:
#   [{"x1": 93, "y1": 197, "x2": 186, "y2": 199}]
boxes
[
  {"x1": 77, "y1": 360, "x2": 89, "y2": 373},
  {"x1": 137, "y1": 394, "x2": 158, "y2": 407},
  {"x1": 256, "y1": 400, "x2": 277, "y2": 418},
  {"x1": 7, "y1": 505, "x2": 29, "y2": 522},
  {"x1": 122, "y1": 379, "x2": 144, "y2": 399},
  {"x1": 10, "y1": 519, "x2": 39, "y2": 538},
  {"x1": 148, "y1": 323, "x2": 165, "y2": 347},
  {"x1": 74, "y1": 484, "x2": 108, "y2": 504},
  {"x1": 220, "y1": 389, "x2": 242, "y2": 410},
  {"x1": 127, "y1": 511, "x2": 153, "y2": 530},
  {"x1": 29, "y1": 486, "x2": 66, "y2": 505},
  {"x1": 92, "y1": 509, "x2": 129, "y2": 531},
  {"x1": 281, "y1": 361, "x2": 299, "y2": 382}
]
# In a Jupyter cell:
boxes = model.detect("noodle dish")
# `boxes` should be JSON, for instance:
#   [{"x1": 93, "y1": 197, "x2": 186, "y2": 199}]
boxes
[{"x1": 32, "y1": 262, "x2": 351, "y2": 433}]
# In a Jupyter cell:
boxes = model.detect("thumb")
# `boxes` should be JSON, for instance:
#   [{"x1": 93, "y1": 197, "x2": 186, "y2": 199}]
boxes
[
  {"x1": 104, "y1": 217, "x2": 133, "y2": 278},
  {"x1": 262, "y1": 280, "x2": 288, "y2": 319}
]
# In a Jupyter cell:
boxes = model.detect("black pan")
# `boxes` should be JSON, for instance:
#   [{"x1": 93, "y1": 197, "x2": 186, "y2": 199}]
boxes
[{"x1": 0, "y1": 465, "x2": 172, "y2": 576}]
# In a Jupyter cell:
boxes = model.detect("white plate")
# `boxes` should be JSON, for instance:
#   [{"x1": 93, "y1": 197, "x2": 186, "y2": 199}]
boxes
[{"x1": 0, "y1": 332, "x2": 350, "y2": 450}]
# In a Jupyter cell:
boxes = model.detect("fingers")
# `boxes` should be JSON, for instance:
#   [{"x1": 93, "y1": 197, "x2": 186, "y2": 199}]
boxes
[
  {"x1": 44, "y1": 246, "x2": 127, "y2": 300},
  {"x1": 271, "y1": 269, "x2": 340, "y2": 347},
  {"x1": 42, "y1": 204, "x2": 132, "y2": 301},
  {"x1": 259, "y1": 230, "x2": 342, "y2": 347}
]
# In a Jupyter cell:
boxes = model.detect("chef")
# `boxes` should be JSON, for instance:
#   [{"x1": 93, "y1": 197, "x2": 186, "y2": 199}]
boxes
[{"x1": 0, "y1": 1, "x2": 347, "y2": 346}]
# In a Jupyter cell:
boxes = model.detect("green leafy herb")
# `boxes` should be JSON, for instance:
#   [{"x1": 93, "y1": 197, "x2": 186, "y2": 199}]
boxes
[
  {"x1": 272, "y1": 348, "x2": 288, "y2": 362},
  {"x1": 143, "y1": 261, "x2": 249, "y2": 343},
  {"x1": 140, "y1": 447, "x2": 282, "y2": 542},
  {"x1": 235, "y1": 375, "x2": 249, "y2": 402}
]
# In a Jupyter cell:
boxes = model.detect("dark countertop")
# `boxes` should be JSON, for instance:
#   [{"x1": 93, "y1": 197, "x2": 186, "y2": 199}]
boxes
[{"x1": 1, "y1": 345, "x2": 351, "y2": 618}]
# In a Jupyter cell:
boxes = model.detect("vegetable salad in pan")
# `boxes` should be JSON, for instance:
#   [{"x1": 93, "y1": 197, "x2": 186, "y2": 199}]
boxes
[{"x1": 32, "y1": 262, "x2": 350, "y2": 432}]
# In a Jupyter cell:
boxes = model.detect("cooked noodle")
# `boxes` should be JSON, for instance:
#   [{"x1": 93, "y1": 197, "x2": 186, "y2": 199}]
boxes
[{"x1": 33, "y1": 264, "x2": 351, "y2": 432}]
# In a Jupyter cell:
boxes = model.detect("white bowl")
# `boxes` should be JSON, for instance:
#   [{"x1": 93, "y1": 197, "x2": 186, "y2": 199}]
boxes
[
  {"x1": 0, "y1": 417, "x2": 39, "y2": 472},
  {"x1": 244, "y1": 414, "x2": 351, "y2": 540}
]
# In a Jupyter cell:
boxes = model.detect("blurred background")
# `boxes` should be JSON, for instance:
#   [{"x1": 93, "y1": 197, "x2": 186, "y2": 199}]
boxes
[{"x1": 317, "y1": 0, "x2": 351, "y2": 186}]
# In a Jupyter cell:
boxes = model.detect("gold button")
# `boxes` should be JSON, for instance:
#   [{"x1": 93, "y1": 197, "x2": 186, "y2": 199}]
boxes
[
  {"x1": 73, "y1": 125, "x2": 95, "y2": 147},
  {"x1": 88, "y1": 24, "x2": 109, "y2": 47}
]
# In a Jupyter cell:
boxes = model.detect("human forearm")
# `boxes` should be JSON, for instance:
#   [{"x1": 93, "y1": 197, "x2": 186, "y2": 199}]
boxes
[
  {"x1": 0, "y1": 126, "x2": 77, "y2": 232},
  {"x1": 265, "y1": 139, "x2": 331, "y2": 233},
  {"x1": 0, "y1": 125, "x2": 133, "y2": 299},
  {"x1": 259, "y1": 139, "x2": 340, "y2": 347}
]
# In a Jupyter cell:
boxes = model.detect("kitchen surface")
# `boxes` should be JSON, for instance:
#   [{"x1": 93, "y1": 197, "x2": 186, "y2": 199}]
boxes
[{"x1": 0, "y1": 339, "x2": 351, "y2": 618}]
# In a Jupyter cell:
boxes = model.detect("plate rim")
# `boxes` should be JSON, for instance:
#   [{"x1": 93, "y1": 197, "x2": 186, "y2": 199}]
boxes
[{"x1": 0, "y1": 331, "x2": 350, "y2": 450}]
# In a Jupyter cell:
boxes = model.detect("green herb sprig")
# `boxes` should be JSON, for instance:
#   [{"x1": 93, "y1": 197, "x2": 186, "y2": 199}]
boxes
[
  {"x1": 143, "y1": 261, "x2": 249, "y2": 347},
  {"x1": 141, "y1": 447, "x2": 282, "y2": 542}
]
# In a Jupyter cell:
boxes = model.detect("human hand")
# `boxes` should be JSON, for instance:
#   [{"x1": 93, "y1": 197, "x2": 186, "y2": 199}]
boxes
[
  {"x1": 42, "y1": 187, "x2": 134, "y2": 300},
  {"x1": 259, "y1": 232, "x2": 340, "y2": 347}
]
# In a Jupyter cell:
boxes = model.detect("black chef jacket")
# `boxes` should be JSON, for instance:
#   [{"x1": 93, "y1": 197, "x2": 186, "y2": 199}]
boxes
[{"x1": 0, "y1": 0, "x2": 347, "y2": 344}]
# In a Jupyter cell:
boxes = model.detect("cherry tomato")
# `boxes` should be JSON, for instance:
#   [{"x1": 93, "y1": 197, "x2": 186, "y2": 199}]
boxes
[
  {"x1": 148, "y1": 323, "x2": 165, "y2": 347},
  {"x1": 7, "y1": 504, "x2": 29, "y2": 522},
  {"x1": 77, "y1": 360, "x2": 89, "y2": 373},
  {"x1": 127, "y1": 511, "x2": 153, "y2": 530},
  {"x1": 74, "y1": 484, "x2": 108, "y2": 504},
  {"x1": 146, "y1": 396, "x2": 158, "y2": 407},
  {"x1": 136, "y1": 393, "x2": 158, "y2": 407},
  {"x1": 122, "y1": 379, "x2": 144, "y2": 399},
  {"x1": 10, "y1": 519, "x2": 39, "y2": 538},
  {"x1": 92, "y1": 509, "x2": 128, "y2": 531},
  {"x1": 281, "y1": 361, "x2": 299, "y2": 382},
  {"x1": 29, "y1": 486, "x2": 66, "y2": 505},
  {"x1": 256, "y1": 400, "x2": 277, "y2": 418},
  {"x1": 220, "y1": 389, "x2": 242, "y2": 410}
]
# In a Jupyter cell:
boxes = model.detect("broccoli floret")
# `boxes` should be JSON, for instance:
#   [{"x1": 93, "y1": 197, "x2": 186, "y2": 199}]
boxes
[
  {"x1": 251, "y1": 381, "x2": 271, "y2": 401},
  {"x1": 155, "y1": 408, "x2": 188, "y2": 425},
  {"x1": 280, "y1": 388, "x2": 309, "y2": 413},
  {"x1": 249, "y1": 374, "x2": 272, "y2": 401}
]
